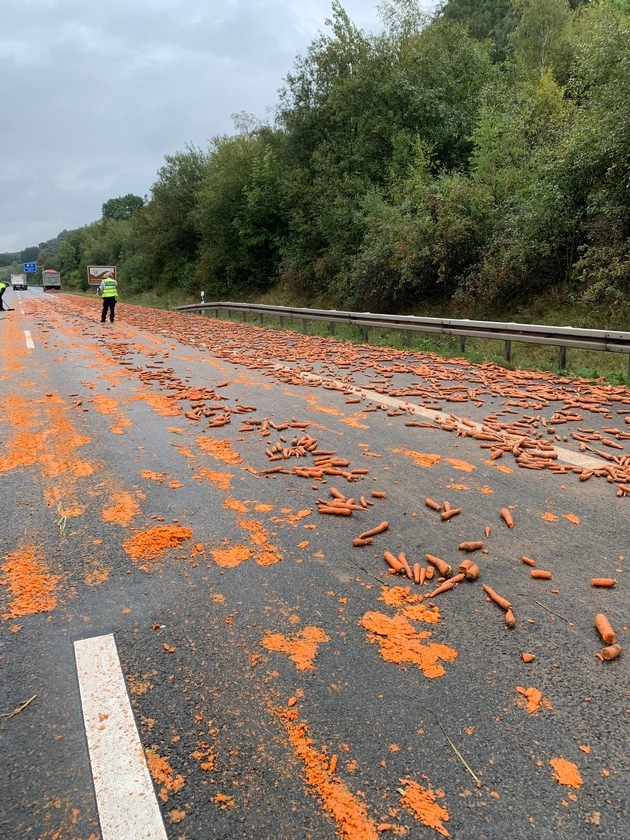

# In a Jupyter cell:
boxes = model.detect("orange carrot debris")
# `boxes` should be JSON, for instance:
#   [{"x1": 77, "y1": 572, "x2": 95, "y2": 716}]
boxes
[
  {"x1": 424, "y1": 565, "x2": 435, "y2": 581},
  {"x1": 384, "y1": 551, "x2": 405, "y2": 574},
  {"x1": 521, "y1": 556, "x2": 537, "y2": 567},
  {"x1": 505, "y1": 609, "x2": 516, "y2": 628},
  {"x1": 458, "y1": 541, "x2": 483, "y2": 552},
  {"x1": 458, "y1": 558, "x2": 472, "y2": 575},
  {"x1": 413, "y1": 563, "x2": 422, "y2": 586},
  {"x1": 371, "y1": 491, "x2": 387, "y2": 499},
  {"x1": 500, "y1": 508, "x2": 514, "y2": 528},
  {"x1": 594, "y1": 613, "x2": 616, "y2": 645},
  {"x1": 465, "y1": 564, "x2": 480, "y2": 581},
  {"x1": 398, "y1": 552, "x2": 413, "y2": 580},
  {"x1": 425, "y1": 554, "x2": 453, "y2": 579},
  {"x1": 318, "y1": 506, "x2": 352, "y2": 516},
  {"x1": 522, "y1": 652, "x2": 535, "y2": 663},
  {"x1": 358, "y1": 521, "x2": 389, "y2": 540},
  {"x1": 425, "y1": 498, "x2": 442, "y2": 512},
  {"x1": 590, "y1": 578, "x2": 616, "y2": 588},
  {"x1": 599, "y1": 643, "x2": 622, "y2": 661},
  {"x1": 482, "y1": 584, "x2": 511, "y2": 611},
  {"x1": 530, "y1": 569, "x2": 552, "y2": 580},
  {"x1": 440, "y1": 508, "x2": 462, "y2": 522},
  {"x1": 352, "y1": 537, "x2": 374, "y2": 547},
  {"x1": 426, "y1": 573, "x2": 465, "y2": 598}
]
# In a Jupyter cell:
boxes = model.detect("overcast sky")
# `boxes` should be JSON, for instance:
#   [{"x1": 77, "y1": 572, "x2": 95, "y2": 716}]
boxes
[{"x1": 0, "y1": 1, "x2": 439, "y2": 254}]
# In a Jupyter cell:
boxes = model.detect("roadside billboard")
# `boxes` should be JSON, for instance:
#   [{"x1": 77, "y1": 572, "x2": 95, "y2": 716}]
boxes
[{"x1": 87, "y1": 265, "x2": 117, "y2": 286}]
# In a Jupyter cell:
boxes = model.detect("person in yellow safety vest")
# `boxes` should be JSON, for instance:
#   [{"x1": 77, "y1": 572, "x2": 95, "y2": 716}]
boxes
[
  {"x1": 98, "y1": 275, "x2": 118, "y2": 323},
  {"x1": 0, "y1": 279, "x2": 10, "y2": 312}
]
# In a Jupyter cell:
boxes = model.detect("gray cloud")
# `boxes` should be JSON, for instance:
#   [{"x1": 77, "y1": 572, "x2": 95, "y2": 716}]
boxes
[{"x1": 0, "y1": 1, "x2": 435, "y2": 251}]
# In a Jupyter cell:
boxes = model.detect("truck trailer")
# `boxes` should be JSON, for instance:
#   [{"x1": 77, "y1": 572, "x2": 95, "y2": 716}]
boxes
[
  {"x1": 42, "y1": 270, "x2": 61, "y2": 291},
  {"x1": 10, "y1": 273, "x2": 27, "y2": 291}
]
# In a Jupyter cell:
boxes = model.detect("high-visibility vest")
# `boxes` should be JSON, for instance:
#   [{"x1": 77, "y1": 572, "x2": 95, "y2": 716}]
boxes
[
  {"x1": 0, "y1": 282, "x2": 7, "y2": 291},
  {"x1": 102, "y1": 278, "x2": 118, "y2": 298}
]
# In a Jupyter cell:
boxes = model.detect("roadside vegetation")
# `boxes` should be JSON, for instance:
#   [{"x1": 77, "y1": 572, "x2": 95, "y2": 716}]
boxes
[{"x1": 2, "y1": 0, "x2": 628, "y2": 379}]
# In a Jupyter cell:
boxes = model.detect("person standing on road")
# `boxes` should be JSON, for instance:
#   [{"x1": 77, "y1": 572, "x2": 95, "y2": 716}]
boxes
[
  {"x1": 98, "y1": 274, "x2": 118, "y2": 323},
  {"x1": 0, "y1": 279, "x2": 10, "y2": 312}
]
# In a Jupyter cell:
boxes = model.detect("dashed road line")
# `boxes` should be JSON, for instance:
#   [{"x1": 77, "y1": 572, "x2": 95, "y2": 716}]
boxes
[
  {"x1": 74, "y1": 634, "x2": 168, "y2": 840},
  {"x1": 24, "y1": 330, "x2": 34, "y2": 349}
]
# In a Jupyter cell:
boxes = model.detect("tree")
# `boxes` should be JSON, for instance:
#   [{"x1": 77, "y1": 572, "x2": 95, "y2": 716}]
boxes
[
  {"x1": 510, "y1": 0, "x2": 573, "y2": 81},
  {"x1": 102, "y1": 194, "x2": 144, "y2": 221}
]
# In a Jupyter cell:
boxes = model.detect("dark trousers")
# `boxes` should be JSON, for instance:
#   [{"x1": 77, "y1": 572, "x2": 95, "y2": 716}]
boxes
[
  {"x1": 101, "y1": 297, "x2": 116, "y2": 322},
  {"x1": 0, "y1": 288, "x2": 6, "y2": 310}
]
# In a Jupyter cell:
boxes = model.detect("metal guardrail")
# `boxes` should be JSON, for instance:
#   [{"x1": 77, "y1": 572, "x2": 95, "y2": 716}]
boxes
[{"x1": 175, "y1": 301, "x2": 630, "y2": 380}]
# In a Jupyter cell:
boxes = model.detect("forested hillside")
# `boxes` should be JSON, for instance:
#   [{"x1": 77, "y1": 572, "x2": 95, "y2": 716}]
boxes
[{"x1": 4, "y1": 0, "x2": 629, "y2": 323}]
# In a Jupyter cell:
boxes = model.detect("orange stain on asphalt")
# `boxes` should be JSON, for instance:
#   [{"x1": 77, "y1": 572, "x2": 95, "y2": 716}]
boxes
[
  {"x1": 273, "y1": 704, "x2": 380, "y2": 839},
  {"x1": 399, "y1": 779, "x2": 450, "y2": 837},
  {"x1": 123, "y1": 525, "x2": 193, "y2": 561},
  {"x1": 1, "y1": 543, "x2": 60, "y2": 618},
  {"x1": 359, "y1": 612, "x2": 457, "y2": 678},
  {"x1": 262, "y1": 626, "x2": 330, "y2": 670}
]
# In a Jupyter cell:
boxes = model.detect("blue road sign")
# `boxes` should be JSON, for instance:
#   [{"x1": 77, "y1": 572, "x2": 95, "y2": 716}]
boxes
[{"x1": 24, "y1": 262, "x2": 37, "y2": 273}]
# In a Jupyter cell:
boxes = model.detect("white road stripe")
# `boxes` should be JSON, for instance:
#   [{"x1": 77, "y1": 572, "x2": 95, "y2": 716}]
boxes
[
  {"x1": 24, "y1": 330, "x2": 34, "y2": 349},
  {"x1": 74, "y1": 634, "x2": 168, "y2": 840},
  {"x1": 273, "y1": 363, "x2": 605, "y2": 471}
]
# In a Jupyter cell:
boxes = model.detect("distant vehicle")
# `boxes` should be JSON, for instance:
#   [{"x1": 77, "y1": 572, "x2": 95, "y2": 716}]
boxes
[
  {"x1": 42, "y1": 270, "x2": 61, "y2": 291},
  {"x1": 10, "y1": 273, "x2": 27, "y2": 291}
]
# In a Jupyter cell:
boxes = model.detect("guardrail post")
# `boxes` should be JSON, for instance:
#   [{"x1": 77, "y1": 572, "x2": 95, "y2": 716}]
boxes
[
  {"x1": 214, "y1": 308, "x2": 219, "y2": 319},
  {"x1": 259, "y1": 313, "x2": 264, "y2": 325},
  {"x1": 363, "y1": 326, "x2": 369, "y2": 342},
  {"x1": 460, "y1": 336, "x2": 466, "y2": 353},
  {"x1": 405, "y1": 330, "x2": 412, "y2": 346},
  {"x1": 303, "y1": 318, "x2": 308, "y2": 334},
  {"x1": 242, "y1": 311, "x2": 247, "y2": 322},
  {"x1": 558, "y1": 345, "x2": 567, "y2": 369},
  {"x1": 330, "y1": 321, "x2": 335, "y2": 336},
  {"x1": 279, "y1": 315, "x2": 284, "y2": 328},
  {"x1": 504, "y1": 340, "x2": 512, "y2": 362}
]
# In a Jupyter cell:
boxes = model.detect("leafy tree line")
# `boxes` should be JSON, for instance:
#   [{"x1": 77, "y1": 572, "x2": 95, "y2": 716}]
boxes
[{"x1": 14, "y1": 0, "x2": 629, "y2": 320}]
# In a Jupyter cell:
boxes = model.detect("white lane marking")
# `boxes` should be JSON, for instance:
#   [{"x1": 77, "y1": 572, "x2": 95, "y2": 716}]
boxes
[
  {"x1": 272, "y1": 363, "x2": 605, "y2": 471},
  {"x1": 24, "y1": 330, "x2": 34, "y2": 349},
  {"x1": 74, "y1": 634, "x2": 168, "y2": 840}
]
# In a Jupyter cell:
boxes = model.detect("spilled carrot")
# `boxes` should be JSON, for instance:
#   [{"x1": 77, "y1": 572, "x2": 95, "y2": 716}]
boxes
[
  {"x1": 425, "y1": 498, "x2": 442, "y2": 512},
  {"x1": 384, "y1": 551, "x2": 405, "y2": 574},
  {"x1": 458, "y1": 558, "x2": 472, "y2": 574},
  {"x1": 500, "y1": 508, "x2": 514, "y2": 528},
  {"x1": 458, "y1": 541, "x2": 483, "y2": 552},
  {"x1": 352, "y1": 537, "x2": 373, "y2": 547},
  {"x1": 521, "y1": 556, "x2": 537, "y2": 567},
  {"x1": 425, "y1": 565, "x2": 435, "y2": 581},
  {"x1": 465, "y1": 564, "x2": 480, "y2": 581},
  {"x1": 426, "y1": 573, "x2": 465, "y2": 598},
  {"x1": 505, "y1": 609, "x2": 516, "y2": 628},
  {"x1": 482, "y1": 584, "x2": 511, "y2": 611},
  {"x1": 598, "y1": 643, "x2": 622, "y2": 661},
  {"x1": 371, "y1": 491, "x2": 387, "y2": 499},
  {"x1": 398, "y1": 552, "x2": 413, "y2": 580},
  {"x1": 590, "y1": 578, "x2": 616, "y2": 588},
  {"x1": 594, "y1": 613, "x2": 616, "y2": 645},
  {"x1": 413, "y1": 563, "x2": 421, "y2": 585},
  {"x1": 358, "y1": 521, "x2": 389, "y2": 540},
  {"x1": 522, "y1": 652, "x2": 535, "y2": 663},
  {"x1": 530, "y1": 570, "x2": 552, "y2": 580},
  {"x1": 440, "y1": 508, "x2": 462, "y2": 522},
  {"x1": 425, "y1": 554, "x2": 453, "y2": 579},
  {"x1": 318, "y1": 506, "x2": 352, "y2": 516}
]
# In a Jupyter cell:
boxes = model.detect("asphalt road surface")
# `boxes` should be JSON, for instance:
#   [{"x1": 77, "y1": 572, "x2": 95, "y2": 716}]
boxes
[{"x1": 1, "y1": 289, "x2": 628, "y2": 840}]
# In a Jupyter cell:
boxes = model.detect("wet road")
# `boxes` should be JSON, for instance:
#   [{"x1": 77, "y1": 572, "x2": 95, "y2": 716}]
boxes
[{"x1": 1, "y1": 290, "x2": 628, "y2": 839}]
